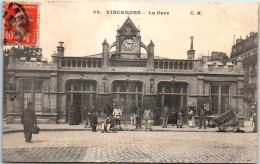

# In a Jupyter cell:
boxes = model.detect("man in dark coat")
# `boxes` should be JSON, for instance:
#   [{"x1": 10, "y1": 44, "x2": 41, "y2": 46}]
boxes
[
  {"x1": 199, "y1": 105, "x2": 207, "y2": 129},
  {"x1": 104, "y1": 104, "x2": 113, "y2": 117},
  {"x1": 153, "y1": 106, "x2": 161, "y2": 126},
  {"x1": 136, "y1": 107, "x2": 143, "y2": 129},
  {"x1": 89, "y1": 106, "x2": 98, "y2": 132},
  {"x1": 21, "y1": 102, "x2": 37, "y2": 142},
  {"x1": 162, "y1": 105, "x2": 169, "y2": 128}
]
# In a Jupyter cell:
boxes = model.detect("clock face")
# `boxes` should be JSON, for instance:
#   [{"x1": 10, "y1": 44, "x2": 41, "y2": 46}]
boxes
[{"x1": 122, "y1": 37, "x2": 135, "y2": 51}]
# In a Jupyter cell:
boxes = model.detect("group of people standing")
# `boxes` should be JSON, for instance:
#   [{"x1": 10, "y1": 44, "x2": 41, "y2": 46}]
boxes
[
  {"x1": 154, "y1": 105, "x2": 183, "y2": 128},
  {"x1": 84, "y1": 104, "x2": 124, "y2": 133},
  {"x1": 129, "y1": 104, "x2": 207, "y2": 129},
  {"x1": 84, "y1": 103, "x2": 209, "y2": 133}
]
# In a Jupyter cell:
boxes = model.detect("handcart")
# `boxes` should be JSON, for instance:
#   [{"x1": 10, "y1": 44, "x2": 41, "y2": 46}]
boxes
[{"x1": 213, "y1": 110, "x2": 239, "y2": 132}]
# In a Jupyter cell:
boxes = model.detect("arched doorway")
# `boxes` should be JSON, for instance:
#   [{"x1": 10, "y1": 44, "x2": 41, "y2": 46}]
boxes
[
  {"x1": 65, "y1": 80, "x2": 97, "y2": 123},
  {"x1": 157, "y1": 81, "x2": 188, "y2": 124},
  {"x1": 112, "y1": 81, "x2": 143, "y2": 121}
]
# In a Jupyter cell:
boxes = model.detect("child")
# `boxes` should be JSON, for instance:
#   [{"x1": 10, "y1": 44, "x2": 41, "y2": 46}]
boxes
[{"x1": 177, "y1": 109, "x2": 183, "y2": 128}]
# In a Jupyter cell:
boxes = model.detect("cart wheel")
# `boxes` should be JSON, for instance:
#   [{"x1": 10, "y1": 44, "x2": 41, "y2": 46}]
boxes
[
  {"x1": 226, "y1": 125, "x2": 235, "y2": 132},
  {"x1": 223, "y1": 117, "x2": 237, "y2": 132},
  {"x1": 113, "y1": 127, "x2": 118, "y2": 133},
  {"x1": 218, "y1": 125, "x2": 225, "y2": 131},
  {"x1": 222, "y1": 117, "x2": 232, "y2": 132}
]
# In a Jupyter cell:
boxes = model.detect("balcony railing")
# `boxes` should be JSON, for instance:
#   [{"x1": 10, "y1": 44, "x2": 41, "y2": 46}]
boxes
[
  {"x1": 61, "y1": 57, "x2": 102, "y2": 68},
  {"x1": 154, "y1": 59, "x2": 195, "y2": 71},
  {"x1": 109, "y1": 59, "x2": 147, "y2": 67}
]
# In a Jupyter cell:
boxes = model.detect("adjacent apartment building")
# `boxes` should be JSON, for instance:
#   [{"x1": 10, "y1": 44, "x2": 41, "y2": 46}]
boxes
[{"x1": 230, "y1": 32, "x2": 258, "y2": 119}]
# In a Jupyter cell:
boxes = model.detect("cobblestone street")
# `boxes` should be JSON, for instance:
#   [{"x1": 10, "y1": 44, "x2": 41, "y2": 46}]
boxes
[{"x1": 2, "y1": 131, "x2": 257, "y2": 163}]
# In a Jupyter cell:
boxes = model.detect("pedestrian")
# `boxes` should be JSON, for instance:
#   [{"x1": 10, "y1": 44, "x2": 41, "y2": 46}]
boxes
[
  {"x1": 113, "y1": 105, "x2": 123, "y2": 131},
  {"x1": 153, "y1": 106, "x2": 161, "y2": 126},
  {"x1": 177, "y1": 108, "x2": 183, "y2": 128},
  {"x1": 162, "y1": 104, "x2": 169, "y2": 128},
  {"x1": 143, "y1": 106, "x2": 152, "y2": 130},
  {"x1": 130, "y1": 103, "x2": 137, "y2": 130},
  {"x1": 104, "y1": 104, "x2": 113, "y2": 117},
  {"x1": 21, "y1": 102, "x2": 37, "y2": 142},
  {"x1": 253, "y1": 110, "x2": 257, "y2": 133},
  {"x1": 84, "y1": 105, "x2": 90, "y2": 128},
  {"x1": 199, "y1": 105, "x2": 207, "y2": 129},
  {"x1": 188, "y1": 107, "x2": 196, "y2": 127},
  {"x1": 171, "y1": 106, "x2": 178, "y2": 126},
  {"x1": 136, "y1": 107, "x2": 143, "y2": 129},
  {"x1": 89, "y1": 106, "x2": 98, "y2": 132},
  {"x1": 101, "y1": 115, "x2": 115, "y2": 133}
]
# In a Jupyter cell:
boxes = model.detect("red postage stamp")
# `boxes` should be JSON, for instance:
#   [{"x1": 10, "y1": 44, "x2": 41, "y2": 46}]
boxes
[{"x1": 3, "y1": 3, "x2": 38, "y2": 45}]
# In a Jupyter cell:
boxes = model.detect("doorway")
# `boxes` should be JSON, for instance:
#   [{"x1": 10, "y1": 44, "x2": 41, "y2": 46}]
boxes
[
  {"x1": 158, "y1": 82, "x2": 188, "y2": 124},
  {"x1": 73, "y1": 93, "x2": 82, "y2": 123},
  {"x1": 65, "y1": 80, "x2": 97, "y2": 123},
  {"x1": 112, "y1": 81, "x2": 143, "y2": 121},
  {"x1": 164, "y1": 95, "x2": 181, "y2": 110}
]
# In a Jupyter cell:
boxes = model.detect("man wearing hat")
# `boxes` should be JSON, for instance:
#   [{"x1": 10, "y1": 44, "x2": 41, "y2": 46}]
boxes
[
  {"x1": 21, "y1": 101, "x2": 37, "y2": 142},
  {"x1": 199, "y1": 104, "x2": 207, "y2": 129},
  {"x1": 89, "y1": 106, "x2": 98, "y2": 132},
  {"x1": 104, "y1": 104, "x2": 113, "y2": 117}
]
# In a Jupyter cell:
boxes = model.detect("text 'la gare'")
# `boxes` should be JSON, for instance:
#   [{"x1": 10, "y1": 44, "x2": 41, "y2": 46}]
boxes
[{"x1": 148, "y1": 11, "x2": 170, "y2": 15}]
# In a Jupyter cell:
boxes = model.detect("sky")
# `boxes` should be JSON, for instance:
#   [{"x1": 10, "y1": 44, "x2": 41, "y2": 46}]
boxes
[{"x1": 3, "y1": 1, "x2": 259, "y2": 61}]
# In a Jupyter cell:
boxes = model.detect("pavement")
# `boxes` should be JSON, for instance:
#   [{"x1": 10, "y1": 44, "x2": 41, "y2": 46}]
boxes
[
  {"x1": 2, "y1": 131, "x2": 257, "y2": 163},
  {"x1": 2, "y1": 119, "x2": 255, "y2": 134}
]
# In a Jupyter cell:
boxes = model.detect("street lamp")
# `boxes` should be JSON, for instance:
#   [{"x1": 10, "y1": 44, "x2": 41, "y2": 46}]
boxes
[
  {"x1": 102, "y1": 76, "x2": 107, "y2": 93},
  {"x1": 149, "y1": 77, "x2": 154, "y2": 94}
]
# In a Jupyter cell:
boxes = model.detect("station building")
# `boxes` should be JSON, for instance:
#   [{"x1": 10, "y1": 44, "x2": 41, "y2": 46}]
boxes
[{"x1": 5, "y1": 18, "x2": 245, "y2": 124}]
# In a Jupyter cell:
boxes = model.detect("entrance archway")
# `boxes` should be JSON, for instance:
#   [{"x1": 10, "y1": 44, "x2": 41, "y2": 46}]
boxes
[
  {"x1": 65, "y1": 80, "x2": 97, "y2": 123},
  {"x1": 157, "y1": 81, "x2": 188, "y2": 124},
  {"x1": 112, "y1": 81, "x2": 143, "y2": 121}
]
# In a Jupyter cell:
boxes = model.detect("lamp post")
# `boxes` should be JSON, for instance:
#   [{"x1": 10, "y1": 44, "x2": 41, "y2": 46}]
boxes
[
  {"x1": 149, "y1": 77, "x2": 154, "y2": 94},
  {"x1": 102, "y1": 76, "x2": 107, "y2": 93}
]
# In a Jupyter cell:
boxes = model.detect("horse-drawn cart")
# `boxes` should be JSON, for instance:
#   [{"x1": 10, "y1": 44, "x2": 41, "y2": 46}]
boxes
[{"x1": 213, "y1": 110, "x2": 239, "y2": 132}]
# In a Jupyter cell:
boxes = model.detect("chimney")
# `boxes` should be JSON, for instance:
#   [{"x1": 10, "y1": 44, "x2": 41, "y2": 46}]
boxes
[
  {"x1": 57, "y1": 42, "x2": 65, "y2": 57},
  {"x1": 102, "y1": 39, "x2": 109, "y2": 68},
  {"x1": 236, "y1": 57, "x2": 244, "y2": 73},
  {"x1": 148, "y1": 40, "x2": 155, "y2": 69},
  {"x1": 187, "y1": 36, "x2": 195, "y2": 60}
]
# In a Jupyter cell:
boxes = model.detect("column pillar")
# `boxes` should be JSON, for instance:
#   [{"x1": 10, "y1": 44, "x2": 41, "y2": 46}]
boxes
[
  {"x1": 162, "y1": 61, "x2": 164, "y2": 69},
  {"x1": 218, "y1": 85, "x2": 221, "y2": 114},
  {"x1": 90, "y1": 84, "x2": 93, "y2": 106},
  {"x1": 70, "y1": 94, "x2": 73, "y2": 107},
  {"x1": 180, "y1": 87, "x2": 183, "y2": 109},
  {"x1": 116, "y1": 85, "x2": 120, "y2": 100},
  {"x1": 65, "y1": 59, "x2": 67, "y2": 67},
  {"x1": 81, "y1": 59, "x2": 83, "y2": 68},
  {"x1": 162, "y1": 84, "x2": 165, "y2": 107},
  {"x1": 91, "y1": 60, "x2": 93, "y2": 68}
]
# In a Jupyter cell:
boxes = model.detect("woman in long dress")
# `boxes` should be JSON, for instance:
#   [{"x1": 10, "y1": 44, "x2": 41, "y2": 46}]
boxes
[{"x1": 177, "y1": 109, "x2": 183, "y2": 128}]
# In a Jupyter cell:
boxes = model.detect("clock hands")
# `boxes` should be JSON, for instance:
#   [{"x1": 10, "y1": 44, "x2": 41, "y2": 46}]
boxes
[{"x1": 122, "y1": 38, "x2": 135, "y2": 51}]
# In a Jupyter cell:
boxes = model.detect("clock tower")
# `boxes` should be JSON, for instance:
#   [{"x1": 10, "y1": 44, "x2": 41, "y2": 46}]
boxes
[{"x1": 115, "y1": 18, "x2": 141, "y2": 58}]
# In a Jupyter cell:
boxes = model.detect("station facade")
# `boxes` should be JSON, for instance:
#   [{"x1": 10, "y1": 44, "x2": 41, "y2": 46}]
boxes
[{"x1": 6, "y1": 18, "x2": 245, "y2": 123}]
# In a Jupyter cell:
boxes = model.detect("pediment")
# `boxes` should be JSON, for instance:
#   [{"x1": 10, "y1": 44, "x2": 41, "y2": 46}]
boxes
[{"x1": 119, "y1": 18, "x2": 139, "y2": 36}]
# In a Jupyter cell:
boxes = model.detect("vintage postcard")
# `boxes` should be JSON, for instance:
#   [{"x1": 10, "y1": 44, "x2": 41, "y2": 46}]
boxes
[{"x1": 2, "y1": 0, "x2": 258, "y2": 163}]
